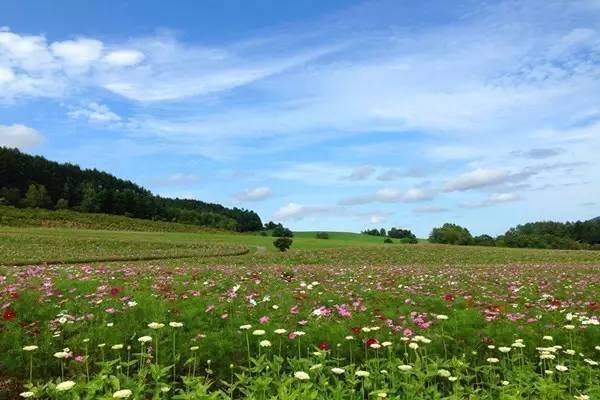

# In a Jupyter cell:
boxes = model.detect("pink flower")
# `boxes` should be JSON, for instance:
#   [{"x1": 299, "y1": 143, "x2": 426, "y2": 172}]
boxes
[
  {"x1": 290, "y1": 305, "x2": 299, "y2": 315},
  {"x1": 205, "y1": 304, "x2": 215, "y2": 313},
  {"x1": 288, "y1": 331, "x2": 297, "y2": 340},
  {"x1": 105, "y1": 308, "x2": 116, "y2": 314},
  {"x1": 403, "y1": 328, "x2": 414, "y2": 337},
  {"x1": 259, "y1": 315, "x2": 270, "y2": 324}
]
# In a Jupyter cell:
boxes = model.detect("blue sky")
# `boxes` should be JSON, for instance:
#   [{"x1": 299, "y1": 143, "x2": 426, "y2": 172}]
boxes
[{"x1": 0, "y1": 0, "x2": 599, "y2": 236}]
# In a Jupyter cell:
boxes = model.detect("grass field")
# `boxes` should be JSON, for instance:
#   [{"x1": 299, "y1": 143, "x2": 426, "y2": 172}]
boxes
[{"x1": 0, "y1": 224, "x2": 599, "y2": 399}]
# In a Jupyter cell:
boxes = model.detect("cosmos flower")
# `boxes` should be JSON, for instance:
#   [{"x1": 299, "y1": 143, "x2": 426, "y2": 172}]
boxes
[
  {"x1": 294, "y1": 371, "x2": 310, "y2": 380},
  {"x1": 56, "y1": 381, "x2": 76, "y2": 391},
  {"x1": 113, "y1": 389, "x2": 133, "y2": 398},
  {"x1": 138, "y1": 336, "x2": 152, "y2": 343}
]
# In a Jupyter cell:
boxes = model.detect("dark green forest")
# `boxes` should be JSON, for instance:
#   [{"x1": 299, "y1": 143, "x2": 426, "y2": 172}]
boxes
[{"x1": 0, "y1": 147, "x2": 262, "y2": 231}]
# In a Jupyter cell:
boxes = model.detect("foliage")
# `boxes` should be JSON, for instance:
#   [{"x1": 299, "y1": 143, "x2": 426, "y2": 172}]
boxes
[
  {"x1": 272, "y1": 224, "x2": 294, "y2": 238},
  {"x1": 383, "y1": 238, "x2": 393, "y2": 244},
  {"x1": 0, "y1": 252, "x2": 598, "y2": 398},
  {"x1": 388, "y1": 227, "x2": 417, "y2": 240},
  {"x1": 273, "y1": 236, "x2": 293, "y2": 251},
  {"x1": 429, "y1": 223, "x2": 473, "y2": 245},
  {"x1": 361, "y1": 228, "x2": 387, "y2": 236},
  {"x1": 315, "y1": 232, "x2": 329, "y2": 239},
  {"x1": 473, "y1": 234, "x2": 496, "y2": 247},
  {"x1": 0, "y1": 147, "x2": 262, "y2": 231}
]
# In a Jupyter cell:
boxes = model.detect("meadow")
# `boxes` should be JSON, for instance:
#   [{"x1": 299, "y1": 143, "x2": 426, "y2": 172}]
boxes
[{"x1": 0, "y1": 225, "x2": 599, "y2": 399}]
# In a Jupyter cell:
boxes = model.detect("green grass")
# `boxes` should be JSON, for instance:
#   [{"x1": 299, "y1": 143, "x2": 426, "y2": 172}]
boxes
[{"x1": 2, "y1": 225, "x2": 600, "y2": 266}]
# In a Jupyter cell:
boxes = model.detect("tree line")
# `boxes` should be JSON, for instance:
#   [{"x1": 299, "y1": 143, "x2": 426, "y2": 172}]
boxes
[
  {"x1": 429, "y1": 221, "x2": 600, "y2": 250},
  {"x1": 0, "y1": 147, "x2": 262, "y2": 231}
]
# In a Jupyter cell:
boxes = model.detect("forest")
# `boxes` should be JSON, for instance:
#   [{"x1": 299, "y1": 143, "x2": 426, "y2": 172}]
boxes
[{"x1": 0, "y1": 147, "x2": 262, "y2": 231}]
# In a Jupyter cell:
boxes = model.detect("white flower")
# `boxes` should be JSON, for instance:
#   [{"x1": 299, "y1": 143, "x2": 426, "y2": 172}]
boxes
[
  {"x1": 331, "y1": 367, "x2": 345, "y2": 374},
  {"x1": 23, "y1": 345, "x2": 38, "y2": 352},
  {"x1": 111, "y1": 344, "x2": 124, "y2": 350},
  {"x1": 377, "y1": 393, "x2": 387, "y2": 398},
  {"x1": 574, "y1": 395, "x2": 590, "y2": 400},
  {"x1": 355, "y1": 370, "x2": 370, "y2": 377},
  {"x1": 19, "y1": 392, "x2": 34, "y2": 398},
  {"x1": 274, "y1": 329, "x2": 287, "y2": 334},
  {"x1": 169, "y1": 322, "x2": 183, "y2": 328},
  {"x1": 252, "y1": 330, "x2": 265, "y2": 336},
  {"x1": 56, "y1": 381, "x2": 76, "y2": 391},
  {"x1": 53, "y1": 352, "x2": 68, "y2": 359},
  {"x1": 436, "y1": 314, "x2": 448, "y2": 320},
  {"x1": 381, "y1": 341, "x2": 392, "y2": 347},
  {"x1": 127, "y1": 301, "x2": 137, "y2": 307},
  {"x1": 564, "y1": 325, "x2": 575, "y2": 330},
  {"x1": 309, "y1": 363, "x2": 322, "y2": 371},
  {"x1": 148, "y1": 322, "x2": 164, "y2": 329},
  {"x1": 259, "y1": 340, "x2": 271, "y2": 348},
  {"x1": 369, "y1": 343, "x2": 381, "y2": 349},
  {"x1": 486, "y1": 358, "x2": 499, "y2": 363},
  {"x1": 584, "y1": 359, "x2": 598, "y2": 366},
  {"x1": 409, "y1": 342, "x2": 419, "y2": 350},
  {"x1": 294, "y1": 371, "x2": 310, "y2": 380},
  {"x1": 502, "y1": 380, "x2": 510, "y2": 386},
  {"x1": 113, "y1": 389, "x2": 133, "y2": 398},
  {"x1": 239, "y1": 324, "x2": 252, "y2": 330},
  {"x1": 398, "y1": 365, "x2": 413, "y2": 371},
  {"x1": 138, "y1": 336, "x2": 152, "y2": 343},
  {"x1": 498, "y1": 347, "x2": 511, "y2": 353},
  {"x1": 294, "y1": 331, "x2": 306, "y2": 336},
  {"x1": 345, "y1": 336, "x2": 354, "y2": 340},
  {"x1": 437, "y1": 369, "x2": 451, "y2": 377},
  {"x1": 97, "y1": 343, "x2": 106, "y2": 348},
  {"x1": 543, "y1": 336, "x2": 553, "y2": 341},
  {"x1": 564, "y1": 349, "x2": 576, "y2": 355},
  {"x1": 555, "y1": 365, "x2": 568, "y2": 372},
  {"x1": 448, "y1": 376, "x2": 458, "y2": 382}
]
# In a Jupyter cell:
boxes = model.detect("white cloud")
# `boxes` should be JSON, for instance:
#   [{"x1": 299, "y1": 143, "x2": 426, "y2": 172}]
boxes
[
  {"x1": 234, "y1": 186, "x2": 273, "y2": 202},
  {"x1": 368, "y1": 213, "x2": 386, "y2": 224},
  {"x1": 0, "y1": 124, "x2": 44, "y2": 148},
  {"x1": 461, "y1": 192, "x2": 521, "y2": 208},
  {"x1": 273, "y1": 202, "x2": 340, "y2": 221},
  {"x1": 102, "y1": 50, "x2": 145, "y2": 67},
  {"x1": 413, "y1": 205, "x2": 450, "y2": 213},
  {"x1": 339, "y1": 187, "x2": 433, "y2": 205},
  {"x1": 50, "y1": 38, "x2": 103, "y2": 67},
  {"x1": 342, "y1": 165, "x2": 375, "y2": 180},
  {"x1": 67, "y1": 102, "x2": 121, "y2": 123},
  {"x1": 444, "y1": 168, "x2": 511, "y2": 191}
]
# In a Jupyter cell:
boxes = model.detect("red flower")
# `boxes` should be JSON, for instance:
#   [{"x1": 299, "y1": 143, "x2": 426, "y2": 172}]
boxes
[
  {"x1": 550, "y1": 299, "x2": 561, "y2": 307},
  {"x1": 110, "y1": 287, "x2": 120, "y2": 296},
  {"x1": 2, "y1": 309, "x2": 16, "y2": 320},
  {"x1": 365, "y1": 338, "x2": 379, "y2": 348},
  {"x1": 319, "y1": 341, "x2": 330, "y2": 350},
  {"x1": 444, "y1": 293, "x2": 455, "y2": 302},
  {"x1": 351, "y1": 326, "x2": 361, "y2": 334}
]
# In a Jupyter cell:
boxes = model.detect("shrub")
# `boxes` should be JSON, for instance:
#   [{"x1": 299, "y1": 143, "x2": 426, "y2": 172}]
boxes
[
  {"x1": 383, "y1": 238, "x2": 393, "y2": 244},
  {"x1": 473, "y1": 234, "x2": 496, "y2": 246},
  {"x1": 272, "y1": 225, "x2": 293, "y2": 237},
  {"x1": 388, "y1": 227, "x2": 417, "y2": 240},
  {"x1": 273, "y1": 237, "x2": 293, "y2": 251},
  {"x1": 315, "y1": 232, "x2": 330, "y2": 239},
  {"x1": 429, "y1": 223, "x2": 473, "y2": 245}
]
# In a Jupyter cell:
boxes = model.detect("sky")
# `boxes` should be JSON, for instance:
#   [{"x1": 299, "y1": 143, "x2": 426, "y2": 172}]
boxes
[{"x1": 0, "y1": 0, "x2": 599, "y2": 237}]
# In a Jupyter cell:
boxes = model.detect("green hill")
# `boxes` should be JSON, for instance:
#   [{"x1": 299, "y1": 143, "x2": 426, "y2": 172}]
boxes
[{"x1": 0, "y1": 147, "x2": 262, "y2": 231}]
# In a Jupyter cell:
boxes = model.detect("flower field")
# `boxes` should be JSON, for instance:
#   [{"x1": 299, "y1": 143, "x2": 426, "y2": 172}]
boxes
[{"x1": 1, "y1": 245, "x2": 599, "y2": 398}]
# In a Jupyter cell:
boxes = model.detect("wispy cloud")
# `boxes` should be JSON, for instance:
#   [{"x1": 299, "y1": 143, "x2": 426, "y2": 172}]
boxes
[{"x1": 233, "y1": 187, "x2": 273, "y2": 202}]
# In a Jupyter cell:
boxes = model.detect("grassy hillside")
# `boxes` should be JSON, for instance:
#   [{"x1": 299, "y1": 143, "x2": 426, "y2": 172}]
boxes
[
  {"x1": 2, "y1": 225, "x2": 600, "y2": 266},
  {"x1": 0, "y1": 205, "x2": 221, "y2": 233}
]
